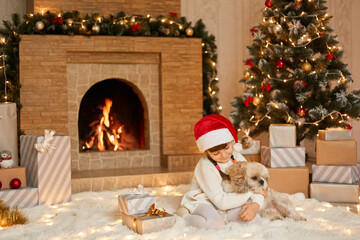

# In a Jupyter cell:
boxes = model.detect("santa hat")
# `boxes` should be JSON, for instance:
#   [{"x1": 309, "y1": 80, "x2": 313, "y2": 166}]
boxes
[{"x1": 194, "y1": 114, "x2": 242, "y2": 152}]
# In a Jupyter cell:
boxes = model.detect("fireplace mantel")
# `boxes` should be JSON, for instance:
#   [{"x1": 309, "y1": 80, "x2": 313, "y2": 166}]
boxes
[{"x1": 19, "y1": 35, "x2": 203, "y2": 172}]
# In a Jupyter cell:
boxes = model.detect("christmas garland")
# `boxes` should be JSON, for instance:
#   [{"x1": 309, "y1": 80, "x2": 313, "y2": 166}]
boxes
[
  {"x1": 0, "y1": 11, "x2": 221, "y2": 133},
  {"x1": 0, "y1": 198, "x2": 28, "y2": 228}
]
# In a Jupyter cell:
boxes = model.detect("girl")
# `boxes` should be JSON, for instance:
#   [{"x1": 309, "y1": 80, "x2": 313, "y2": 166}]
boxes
[{"x1": 180, "y1": 114, "x2": 264, "y2": 229}]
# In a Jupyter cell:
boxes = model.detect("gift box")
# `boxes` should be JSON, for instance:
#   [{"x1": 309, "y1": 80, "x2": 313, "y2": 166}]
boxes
[
  {"x1": 240, "y1": 140, "x2": 261, "y2": 155},
  {"x1": 318, "y1": 128, "x2": 352, "y2": 141},
  {"x1": 121, "y1": 205, "x2": 176, "y2": 234},
  {"x1": 0, "y1": 167, "x2": 27, "y2": 189},
  {"x1": 0, "y1": 102, "x2": 18, "y2": 166},
  {"x1": 20, "y1": 131, "x2": 71, "y2": 205},
  {"x1": 261, "y1": 146, "x2": 305, "y2": 168},
  {"x1": 269, "y1": 124, "x2": 296, "y2": 148},
  {"x1": 268, "y1": 167, "x2": 309, "y2": 197},
  {"x1": 316, "y1": 139, "x2": 357, "y2": 166},
  {"x1": 244, "y1": 154, "x2": 261, "y2": 163},
  {"x1": 118, "y1": 193, "x2": 156, "y2": 215},
  {"x1": 310, "y1": 182, "x2": 360, "y2": 203},
  {"x1": 312, "y1": 164, "x2": 360, "y2": 184},
  {"x1": 0, "y1": 187, "x2": 39, "y2": 208}
]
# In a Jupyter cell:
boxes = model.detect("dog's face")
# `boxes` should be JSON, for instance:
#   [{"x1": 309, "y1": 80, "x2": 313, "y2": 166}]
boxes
[{"x1": 227, "y1": 161, "x2": 269, "y2": 193}]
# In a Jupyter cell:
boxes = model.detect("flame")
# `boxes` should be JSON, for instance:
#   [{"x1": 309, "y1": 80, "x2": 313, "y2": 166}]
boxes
[{"x1": 83, "y1": 98, "x2": 126, "y2": 151}]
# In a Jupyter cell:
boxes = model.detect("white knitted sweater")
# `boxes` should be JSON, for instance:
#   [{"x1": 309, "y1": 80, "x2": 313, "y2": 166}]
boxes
[{"x1": 181, "y1": 151, "x2": 264, "y2": 212}]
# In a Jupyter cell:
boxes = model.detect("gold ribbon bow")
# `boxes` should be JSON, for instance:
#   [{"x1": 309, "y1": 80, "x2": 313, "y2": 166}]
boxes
[{"x1": 132, "y1": 203, "x2": 167, "y2": 233}]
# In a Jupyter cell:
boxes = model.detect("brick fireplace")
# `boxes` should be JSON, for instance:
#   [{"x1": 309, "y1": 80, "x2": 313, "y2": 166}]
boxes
[{"x1": 19, "y1": 35, "x2": 203, "y2": 173}]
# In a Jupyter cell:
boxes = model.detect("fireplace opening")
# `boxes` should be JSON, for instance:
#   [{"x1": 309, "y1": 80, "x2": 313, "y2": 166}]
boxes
[{"x1": 78, "y1": 79, "x2": 148, "y2": 152}]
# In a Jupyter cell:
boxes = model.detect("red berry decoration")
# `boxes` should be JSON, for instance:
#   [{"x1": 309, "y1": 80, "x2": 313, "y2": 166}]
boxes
[
  {"x1": 347, "y1": 124, "x2": 352, "y2": 130},
  {"x1": 297, "y1": 108, "x2": 307, "y2": 117},
  {"x1": 10, "y1": 178, "x2": 21, "y2": 189},
  {"x1": 276, "y1": 60, "x2": 285, "y2": 69},
  {"x1": 265, "y1": 0, "x2": 273, "y2": 8},
  {"x1": 0, "y1": 181, "x2": 2, "y2": 189}
]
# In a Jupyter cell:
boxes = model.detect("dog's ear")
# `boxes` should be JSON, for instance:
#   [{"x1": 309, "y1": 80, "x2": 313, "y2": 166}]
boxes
[{"x1": 227, "y1": 162, "x2": 249, "y2": 193}]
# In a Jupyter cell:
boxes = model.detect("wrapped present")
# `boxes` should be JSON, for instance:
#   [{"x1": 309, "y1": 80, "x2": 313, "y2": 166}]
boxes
[
  {"x1": 261, "y1": 146, "x2": 305, "y2": 168},
  {"x1": 0, "y1": 102, "x2": 18, "y2": 166},
  {"x1": 118, "y1": 185, "x2": 156, "y2": 215},
  {"x1": 316, "y1": 139, "x2": 357, "y2": 166},
  {"x1": 20, "y1": 130, "x2": 71, "y2": 205},
  {"x1": 269, "y1": 124, "x2": 296, "y2": 148},
  {"x1": 0, "y1": 187, "x2": 38, "y2": 208},
  {"x1": 312, "y1": 164, "x2": 360, "y2": 184},
  {"x1": 121, "y1": 203, "x2": 176, "y2": 234},
  {"x1": 244, "y1": 154, "x2": 261, "y2": 163},
  {"x1": 318, "y1": 128, "x2": 352, "y2": 141},
  {"x1": 0, "y1": 167, "x2": 27, "y2": 189},
  {"x1": 310, "y1": 182, "x2": 360, "y2": 203},
  {"x1": 240, "y1": 140, "x2": 261, "y2": 155},
  {"x1": 268, "y1": 167, "x2": 309, "y2": 197}
]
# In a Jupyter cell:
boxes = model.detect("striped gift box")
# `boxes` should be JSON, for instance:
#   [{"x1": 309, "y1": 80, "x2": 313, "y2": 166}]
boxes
[
  {"x1": 118, "y1": 193, "x2": 156, "y2": 215},
  {"x1": 261, "y1": 146, "x2": 305, "y2": 168},
  {"x1": 20, "y1": 135, "x2": 71, "y2": 205},
  {"x1": 0, "y1": 187, "x2": 38, "y2": 208},
  {"x1": 312, "y1": 164, "x2": 360, "y2": 184}
]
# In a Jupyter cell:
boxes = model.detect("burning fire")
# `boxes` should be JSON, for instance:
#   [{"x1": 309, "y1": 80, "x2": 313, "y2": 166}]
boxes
[{"x1": 83, "y1": 98, "x2": 126, "y2": 151}]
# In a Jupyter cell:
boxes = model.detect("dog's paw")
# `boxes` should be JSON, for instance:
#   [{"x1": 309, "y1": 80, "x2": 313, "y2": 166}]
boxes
[
  {"x1": 293, "y1": 215, "x2": 307, "y2": 221},
  {"x1": 269, "y1": 215, "x2": 284, "y2": 221}
]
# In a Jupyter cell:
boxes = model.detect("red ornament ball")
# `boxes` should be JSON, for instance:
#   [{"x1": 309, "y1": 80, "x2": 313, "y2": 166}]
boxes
[
  {"x1": 0, "y1": 181, "x2": 2, "y2": 189},
  {"x1": 265, "y1": 0, "x2": 273, "y2": 8},
  {"x1": 10, "y1": 178, "x2": 21, "y2": 189},
  {"x1": 347, "y1": 124, "x2": 352, "y2": 130},
  {"x1": 276, "y1": 60, "x2": 285, "y2": 69},
  {"x1": 297, "y1": 108, "x2": 307, "y2": 117}
]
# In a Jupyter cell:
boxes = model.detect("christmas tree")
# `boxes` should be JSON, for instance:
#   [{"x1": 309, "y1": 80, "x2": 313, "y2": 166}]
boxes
[{"x1": 231, "y1": 0, "x2": 360, "y2": 144}]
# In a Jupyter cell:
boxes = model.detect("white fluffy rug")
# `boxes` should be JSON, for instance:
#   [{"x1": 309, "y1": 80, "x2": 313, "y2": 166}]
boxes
[{"x1": 1, "y1": 184, "x2": 359, "y2": 240}]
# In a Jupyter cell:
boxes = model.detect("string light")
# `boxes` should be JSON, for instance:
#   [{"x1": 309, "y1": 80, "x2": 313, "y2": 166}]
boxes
[
  {"x1": 0, "y1": 36, "x2": 10, "y2": 102},
  {"x1": 249, "y1": 109, "x2": 350, "y2": 127},
  {"x1": 207, "y1": 59, "x2": 222, "y2": 112}
]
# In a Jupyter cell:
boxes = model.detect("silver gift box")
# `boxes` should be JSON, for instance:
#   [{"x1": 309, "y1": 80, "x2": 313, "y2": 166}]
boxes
[
  {"x1": 118, "y1": 193, "x2": 156, "y2": 215},
  {"x1": 269, "y1": 124, "x2": 296, "y2": 148},
  {"x1": 318, "y1": 129, "x2": 352, "y2": 141}
]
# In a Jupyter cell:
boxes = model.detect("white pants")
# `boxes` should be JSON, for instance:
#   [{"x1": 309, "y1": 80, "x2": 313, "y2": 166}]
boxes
[{"x1": 184, "y1": 203, "x2": 262, "y2": 229}]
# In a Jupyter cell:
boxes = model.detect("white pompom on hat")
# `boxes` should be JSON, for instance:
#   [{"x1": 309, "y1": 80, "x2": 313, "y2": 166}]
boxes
[{"x1": 194, "y1": 114, "x2": 242, "y2": 152}]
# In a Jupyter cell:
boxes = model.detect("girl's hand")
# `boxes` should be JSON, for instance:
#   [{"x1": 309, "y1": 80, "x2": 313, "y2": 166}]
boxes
[
  {"x1": 239, "y1": 202, "x2": 260, "y2": 222},
  {"x1": 253, "y1": 189, "x2": 267, "y2": 198}
]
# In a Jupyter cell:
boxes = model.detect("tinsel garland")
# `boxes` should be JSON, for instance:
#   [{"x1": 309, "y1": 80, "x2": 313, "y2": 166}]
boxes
[{"x1": 0, "y1": 198, "x2": 28, "y2": 228}]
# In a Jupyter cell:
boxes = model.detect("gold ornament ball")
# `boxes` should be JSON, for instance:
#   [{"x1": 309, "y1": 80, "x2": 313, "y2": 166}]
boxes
[
  {"x1": 185, "y1": 27, "x2": 194, "y2": 37},
  {"x1": 35, "y1": 21, "x2": 44, "y2": 31},
  {"x1": 301, "y1": 62, "x2": 312, "y2": 73},
  {"x1": 92, "y1": 25, "x2": 100, "y2": 33},
  {"x1": 243, "y1": 70, "x2": 252, "y2": 79},
  {"x1": 240, "y1": 135, "x2": 253, "y2": 149},
  {"x1": 272, "y1": 24, "x2": 282, "y2": 34},
  {"x1": 253, "y1": 96, "x2": 261, "y2": 106},
  {"x1": 149, "y1": 17, "x2": 157, "y2": 23},
  {"x1": 66, "y1": 19, "x2": 73, "y2": 25}
]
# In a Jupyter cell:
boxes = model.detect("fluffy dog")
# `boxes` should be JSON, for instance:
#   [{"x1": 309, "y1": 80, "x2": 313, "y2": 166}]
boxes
[{"x1": 223, "y1": 161, "x2": 306, "y2": 221}]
